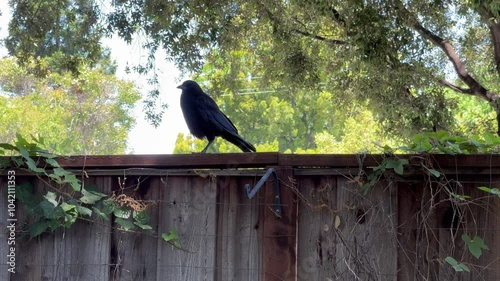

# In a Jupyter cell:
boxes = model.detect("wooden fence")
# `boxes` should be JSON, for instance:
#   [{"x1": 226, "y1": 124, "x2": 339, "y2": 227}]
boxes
[{"x1": 1, "y1": 153, "x2": 499, "y2": 281}]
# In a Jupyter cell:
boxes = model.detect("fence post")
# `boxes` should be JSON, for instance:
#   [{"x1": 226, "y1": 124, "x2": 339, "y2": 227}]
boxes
[{"x1": 262, "y1": 166, "x2": 297, "y2": 281}]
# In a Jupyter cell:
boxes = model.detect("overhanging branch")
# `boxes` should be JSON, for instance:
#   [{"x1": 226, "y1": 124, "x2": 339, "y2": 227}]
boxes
[
  {"x1": 291, "y1": 29, "x2": 347, "y2": 45},
  {"x1": 439, "y1": 80, "x2": 474, "y2": 95},
  {"x1": 397, "y1": 4, "x2": 496, "y2": 101}
]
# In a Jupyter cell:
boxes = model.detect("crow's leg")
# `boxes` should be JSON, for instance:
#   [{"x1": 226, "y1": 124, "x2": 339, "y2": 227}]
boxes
[{"x1": 201, "y1": 139, "x2": 214, "y2": 153}]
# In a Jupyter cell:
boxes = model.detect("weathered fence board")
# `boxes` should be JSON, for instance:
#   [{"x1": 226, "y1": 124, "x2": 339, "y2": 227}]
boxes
[
  {"x1": 334, "y1": 177, "x2": 398, "y2": 281},
  {"x1": 297, "y1": 175, "x2": 338, "y2": 280},
  {"x1": 110, "y1": 175, "x2": 161, "y2": 281},
  {"x1": 262, "y1": 167, "x2": 297, "y2": 281},
  {"x1": 156, "y1": 176, "x2": 218, "y2": 280},
  {"x1": 1, "y1": 154, "x2": 500, "y2": 281},
  {"x1": 215, "y1": 176, "x2": 262, "y2": 281},
  {"x1": 3, "y1": 177, "x2": 112, "y2": 281}
]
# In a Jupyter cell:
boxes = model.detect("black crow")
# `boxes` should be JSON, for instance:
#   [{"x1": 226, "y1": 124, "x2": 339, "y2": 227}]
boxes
[{"x1": 177, "y1": 80, "x2": 256, "y2": 153}]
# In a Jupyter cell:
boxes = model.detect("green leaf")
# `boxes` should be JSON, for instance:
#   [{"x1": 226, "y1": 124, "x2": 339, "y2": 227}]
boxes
[
  {"x1": 113, "y1": 208, "x2": 131, "y2": 219},
  {"x1": 60, "y1": 202, "x2": 78, "y2": 227},
  {"x1": 478, "y1": 186, "x2": 491, "y2": 193},
  {"x1": 24, "y1": 155, "x2": 45, "y2": 173},
  {"x1": 450, "y1": 192, "x2": 470, "y2": 201},
  {"x1": 75, "y1": 205, "x2": 93, "y2": 217},
  {"x1": 92, "y1": 207, "x2": 110, "y2": 221},
  {"x1": 44, "y1": 192, "x2": 59, "y2": 206},
  {"x1": 39, "y1": 200, "x2": 64, "y2": 219},
  {"x1": 444, "y1": 256, "x2": 470, "y2": 272},
  {"x1": 60, "y1": 202, "x2": 76, "y2": 212},
  {"x1": 162, "y1": 229, "x2": 178, "y2": 242},
  {"x1": 44, "y1": 158, "x2": 60, "y2": 167},
  {"x1": 102, "y1": 199, "x2": 118, "y2": 215},
  {"x1": 162, "y1": 229, "x2": 182, "y2": 248},
  {"x1": 29, "y1": 220, "x2": 51, "y2": 238},
  {"x1": 0, "y1": 143, "x2": 18, "y2": 151},
  {"x1": 385, "y1": 158, "x2": 408, "y2": 175},
  {"x1": 423, "y1": 166, "x2": 441, "y2": 177},
  {"x1": 65, "y1": 174, "x2": 82, "y2": 191},
  {"x1": 462, "y1": 234, "x2": 489, "y2": 259},
  {"x1": 52, "y1": 167, "x2": 66, "y2": 177},
  {"x1": 80, "y1": 188, "x2": 107, "y2": 204},
  {"x1": 133, "y1": 210, "x2": 152, "y2": 230},
  {"x1": 134, "y1": 221, "x2": 153, "y2": 230},
  {"x1": 115, "y1": 218, "x2": 136, "y2": 230},
  {"x1": 16, "y1": 183, "x2": 38, "y2": 207},
  {"x1": 478, "y1": 186, "x2": 500, "y2": 196},
  {"x1": 133, "y1": 210, "x2": 149, "y2": 225},
  {"x1": 15, "y1": 133, "x2": 30, "y2": 148}
]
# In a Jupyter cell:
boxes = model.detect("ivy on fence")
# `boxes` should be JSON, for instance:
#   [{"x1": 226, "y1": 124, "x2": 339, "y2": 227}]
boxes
[
  {"x1": 0, "y1": 133, "x2": 180, "y2": 247},
  {"x1": 362, "y1": 131, "x2": 500, "y2": 274}
]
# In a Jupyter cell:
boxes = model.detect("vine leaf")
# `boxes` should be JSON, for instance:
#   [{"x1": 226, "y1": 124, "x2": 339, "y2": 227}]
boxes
[
  {"x1": 80, "y1": 188, "x2": 107, "y2": 204},
  {"x1": 162, "y1": 229, "x2": 182, "y2": 248},
  {"x1": 115, "y1": 218, "x2": 136, "y2": 230},
  {"x1": 444, "y1": 256, "x2": 470, "y2": 272},
  {"x1": 385, "y1": 158, "x2": 408, "y2": 175},
  {"x1": 462, "y1": 234, "x2": 489, "y2": 259},
  {"x1": 29, "y1": 220, "x2": 51, "y2": 238},
  {"x1": 92, "y1": 207, "x2": 110, "y2": 221},
  {"x1": 423, "y1": 165, "x2": 441, "y2": 177},
  {"x1": 478, "y1": 186, "x2": 500, "y2": 197}
]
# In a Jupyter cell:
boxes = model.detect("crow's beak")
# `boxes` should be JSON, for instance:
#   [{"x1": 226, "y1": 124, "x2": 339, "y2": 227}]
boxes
[{"x1": 177, "y1": 85, "x2": 183, "y2": 89}]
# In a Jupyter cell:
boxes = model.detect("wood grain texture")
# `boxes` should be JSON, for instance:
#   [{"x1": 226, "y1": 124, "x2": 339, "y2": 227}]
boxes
[
  {"x1": 215, "y1": 176, "x2": 262, "y2": 281},
  {"x1": 2, "y1": 154, "x2": 500, "y2": 281},
  {"x1": 262, "y1": 167, "x2": 297, "y2": 281},
  {"x1": 156, "y1": 176, "x2": 217, "y2": 280},
  {"x1": 335, "y1": 177, "x2": 398, "y2": 281},
  {"x1": 110, "y1": 176, "x2": 160, "y2": 281},
  {"x1": 296, "y1": 175, "x2": 338, "y2": 280},
  {"x1": 1, "y1": 154, "x2": 498, "y2": 171},
  {"x1": 458, "y1": 175, "x2": 500, "y2": 281},
  {"x1": 7, "y1": 177, "x2": 112, "y2": 281}
]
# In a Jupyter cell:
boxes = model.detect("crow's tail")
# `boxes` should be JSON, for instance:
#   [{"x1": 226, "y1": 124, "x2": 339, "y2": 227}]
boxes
[{"x1": 223, "y1": 133, "x2": 256, "y2": 152}]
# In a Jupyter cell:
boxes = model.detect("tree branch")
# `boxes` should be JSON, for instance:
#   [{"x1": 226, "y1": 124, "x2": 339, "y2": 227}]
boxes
[
  {"x1": 438, "y1": 79, "x2": 474, "y2": 95},
  {"x1": 396, "y1": 4, "x2": 497, "y2": 102},
  {"x1": 329, "y1": 7, "x2": 346, "y2": 27},
  {"x1": 473, "y1": 5, "x2": 500, "y2": 77},
  {"x1": 412, "y1": 20, "x2": 492, "y2": 100},
  {"x1": 291, "y1": 29, "x2": 347, "y2": 45},
  {"x1": 489, "y1": 22, "x2": 500, "y2": 75}
]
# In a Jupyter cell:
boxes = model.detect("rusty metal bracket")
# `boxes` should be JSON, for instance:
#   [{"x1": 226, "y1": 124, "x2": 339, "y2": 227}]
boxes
[{"x1": 245, "y1": 168, "x2": 282, "y2": 218}]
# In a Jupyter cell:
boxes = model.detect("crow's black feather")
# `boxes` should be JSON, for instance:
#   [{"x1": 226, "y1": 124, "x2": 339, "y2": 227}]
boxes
[{"x1": 177, "y1": 80, "x2": 256, "y2": 153}]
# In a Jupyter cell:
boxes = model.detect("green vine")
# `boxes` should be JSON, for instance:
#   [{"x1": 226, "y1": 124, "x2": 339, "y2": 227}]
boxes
[
  {"x1": 1, "y1": 133, "x2": 180, "y2": 247},
  {"x1": 362, "y1": 131, "x2": 500, "y2": 274}
]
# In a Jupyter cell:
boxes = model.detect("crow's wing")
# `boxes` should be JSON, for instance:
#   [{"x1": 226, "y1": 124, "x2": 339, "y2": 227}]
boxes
[{"x1": 197, "y1": 94, "x2": 239, "y2": 135}]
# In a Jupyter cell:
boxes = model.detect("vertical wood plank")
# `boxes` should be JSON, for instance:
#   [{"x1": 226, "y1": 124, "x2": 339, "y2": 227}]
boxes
[
  {"x1": 51, "y1": 176, "x2": 112, "y2": 281},
  {"x1": 296, "y1": 175, "x2": 338, "y2": 280},
  {"x1": 8, "y1": 176, "x2": 112, "y2": 281},
  {"x1": 215, "y1": 176, "x2": 262, "y2": 281},
  {"x1": 110, "y1": 176, "x2": 160, "y2": 281},
  {"x1": 7, "y1": 178, "x2": 52, "y2": 281},
  {"x1": 397, "y1": 181, "x2": 449, "y2": 281},
  {"x1": 262, "y1": 167, "x2": 297, "y2": 281},
  {"x1": 397, "y1": 182, "x2": 420, "y2": 281},
  {"x1": 335, "y1": 177, "x2": 398, "y2": 281},
  {"x1": 458, "y1": 175, "x2": 500, "y2": 281},
  {"x1": 157, "y1": 176, "x2": 217, "y2": 280}
]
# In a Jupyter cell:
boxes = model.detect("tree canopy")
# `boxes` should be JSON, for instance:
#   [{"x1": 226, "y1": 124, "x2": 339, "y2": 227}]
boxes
[
  {"x1": 5, "y1": 0, "x2": 105, "y2": 75},
  {"x1": 0, "y1": 55, "x2": 140, "y2": 154},
  {"x1": 5, "y1": 0, "x2": 500, "y2": 153}
]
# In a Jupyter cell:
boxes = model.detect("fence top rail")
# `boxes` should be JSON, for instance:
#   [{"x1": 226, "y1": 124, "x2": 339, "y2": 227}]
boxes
[{"x1": 5, "y1": 153, "x2": 497, "y2": 170}]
